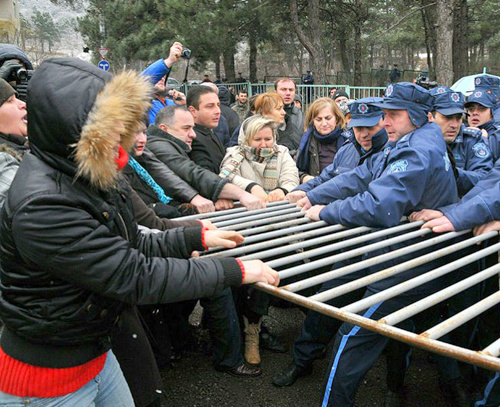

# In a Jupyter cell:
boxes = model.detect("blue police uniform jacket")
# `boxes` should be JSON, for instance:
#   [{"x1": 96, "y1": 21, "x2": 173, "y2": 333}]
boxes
[
  {"x1": 441, "y1": 159, "x2": 500, "y2": 231},
  {"x1": 142, "y1": 59, "x2": 175, "y2": 125},
  {"x1": 480, "y1": 119, "x2": 500, "y2": 163},
  {"x1": 308, "y1": 122, "x2": 459, "y2": 228},
  {"x1": 451, "y1": 125, "x2": 493, "y2": 196},
  {"x1": 295, "y1": 128, "x2": 388, "y2": 194}
]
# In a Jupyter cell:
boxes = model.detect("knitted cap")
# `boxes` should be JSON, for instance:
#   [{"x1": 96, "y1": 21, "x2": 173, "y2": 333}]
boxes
[{"x1": 0, "y1": 78, "x2": 16, "y2": 107}]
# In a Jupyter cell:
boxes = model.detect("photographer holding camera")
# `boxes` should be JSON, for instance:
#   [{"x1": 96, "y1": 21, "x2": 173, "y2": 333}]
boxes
[
  {"x1": 0, "y1": 44, "x2": 34, "y2": 102},
  {"x1": 142, "y1": 41, "x2": 190, "y2": 125}
]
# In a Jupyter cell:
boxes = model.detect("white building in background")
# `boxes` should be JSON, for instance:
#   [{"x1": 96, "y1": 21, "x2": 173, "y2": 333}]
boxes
[{"x1": 0, "y1": 0, "x2": 20, "y2": 42}]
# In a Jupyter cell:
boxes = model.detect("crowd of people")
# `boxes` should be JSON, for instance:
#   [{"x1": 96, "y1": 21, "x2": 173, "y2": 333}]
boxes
[{"x1": 0, "y1": 40, "x2": 499, "y2": 407}]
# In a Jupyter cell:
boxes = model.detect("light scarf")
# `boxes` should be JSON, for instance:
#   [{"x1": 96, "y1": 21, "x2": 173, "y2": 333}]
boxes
[{"x1": 128, "y1": 156, "x2": 172, "y2": 204}]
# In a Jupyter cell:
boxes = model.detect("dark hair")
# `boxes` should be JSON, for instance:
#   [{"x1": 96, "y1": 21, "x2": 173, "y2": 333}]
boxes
[
  {"x1": 238, "y1": 89, "x2": 248, "y2": 95},
  {"x1": 155, "y1": 105, "x2": 190, "y2": 127},
  {"x1": 186, "y1": 85, "x2": 216, "y2": 110}
]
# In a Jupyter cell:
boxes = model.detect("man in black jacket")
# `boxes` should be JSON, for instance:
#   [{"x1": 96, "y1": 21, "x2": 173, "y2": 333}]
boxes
[
  {"x1": 148, "y1": 105, "x2": 264, "y2": 211},
  {"x1": 0, "y1": 58, "x2": 278, "y2": 406}
]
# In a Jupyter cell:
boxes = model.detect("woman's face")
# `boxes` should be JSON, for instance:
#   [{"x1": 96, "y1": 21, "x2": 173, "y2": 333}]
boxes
[
  {"x1": 265, "y1": 103, "x2": 286, "y2": 125},
  {"x1": 313, "y1": 106, "x2": 337, "y2": 135},
  {"x1": 0, "y1": 95, "x2": 27, "y2": 137},
  {"x1": 249, "y1": 127, "x2": 274, "y2": 149},
  {"x1": 133, "y1": 124, "x2": 148, "y2": 156}
]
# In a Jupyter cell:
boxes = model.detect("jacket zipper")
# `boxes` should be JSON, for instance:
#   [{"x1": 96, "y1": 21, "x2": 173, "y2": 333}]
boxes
[{"x1": 117, "y1": 212, "x2": 130, "y2": 241}]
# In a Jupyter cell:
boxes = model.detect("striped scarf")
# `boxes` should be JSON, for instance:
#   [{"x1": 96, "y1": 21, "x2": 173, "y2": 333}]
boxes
[
  {"x1": 128, "y1": 156, "x2": 172, "y2": 204},
  {"x1": 220, "y1": 146, "x2": 279, "y2": 192}
]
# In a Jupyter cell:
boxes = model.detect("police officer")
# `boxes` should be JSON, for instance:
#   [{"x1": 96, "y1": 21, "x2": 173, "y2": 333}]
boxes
[
  {"x1": 412, "y1": 161, "x2": 500, "y2": 407},
  {"x1": 286, "y1": 97, "x2": 388, "y2": 204},
  {"x1": 273, "y1": 99, "x2": 388, "y2": 388},
  {"x1": 464, "y1": 82, "x2": 500, "y2": 162},
  {"x1": 299, "y1": 83, "x2": 458, "y2": 407},
  {"x1": 429, "y1": 86, "x2": 493, "y2": 196},
  {"x1": 471, "y1": 74, "x2": 500, "y2": 124}
]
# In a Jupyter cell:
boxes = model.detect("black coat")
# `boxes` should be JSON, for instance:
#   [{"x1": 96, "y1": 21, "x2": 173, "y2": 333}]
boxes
[
  {"x1": 0, "y1": 58, "x2": 242, "y2": 370},
  {"x1": 190, "y1": 123, "x2": 226, "y2": 174},
  {"x1": 123, "y1": 148, "x2": 198, "y2": 205},
  {"x1": 147, "y1": 125, "x2": 228, "y2": 200}
]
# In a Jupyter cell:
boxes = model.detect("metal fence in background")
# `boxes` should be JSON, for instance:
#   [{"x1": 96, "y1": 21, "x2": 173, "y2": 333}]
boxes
[{"x1": 177, "y1": 200, "x2": 500, "y2": 372}]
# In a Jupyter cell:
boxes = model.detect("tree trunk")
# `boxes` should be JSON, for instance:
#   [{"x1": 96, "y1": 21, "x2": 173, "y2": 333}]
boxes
[
  {"x1": 215, "y1": 53, "x2": 221, "y2": 79},
  {"x1": 353, "y1": 22, "x2": 362, "y2": 85},
  {"x1": 435, "y1": 0, "x2": 454, "y2": 86},
  {"x1": 223, "y1": 48, "x2": 236, "y2": 83},
  {"x1": 452, "y1": 0, "x2": 468, "y2": 81},
  {"x1": 249, "y1": 31, "x2": 258, "y2": 83},
  {"x1": 290, "y1": 0, "x2": 328, "y2": 83},
  {"x1": 421, "y1": 0, "x2": 437, "y2": 77}
]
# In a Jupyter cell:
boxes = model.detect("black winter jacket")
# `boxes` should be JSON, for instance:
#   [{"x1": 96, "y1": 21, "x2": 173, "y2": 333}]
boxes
[
  {"x1": 146, "y1": 125, "x2": 228, "y2": 201},
  {"x1": 0, "y1": 58, "x2": 242, "y2": 369},
  {"x1": 124, "y1": 147, "x2": 198, "y2": 204},
  {"x1": 190, "y1": 123, "x2": 226, "y2": 174}
]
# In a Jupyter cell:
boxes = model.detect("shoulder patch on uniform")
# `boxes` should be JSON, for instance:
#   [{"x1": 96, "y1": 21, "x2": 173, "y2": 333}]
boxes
[
  {"x1": 472, "y1": 142, "x2": 491, "y2": 158},
  {"x1": 387, "y1": 159, "x2": 408, "y2": 174},
  {"x1": 443, "y1": 154, "x2": 450, "y2": 172}
]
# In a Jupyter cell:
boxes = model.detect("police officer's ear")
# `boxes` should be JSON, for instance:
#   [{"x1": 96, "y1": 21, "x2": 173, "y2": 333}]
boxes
[{"x1": 427, "y1": 111, "x2": 435, "y2": 122}]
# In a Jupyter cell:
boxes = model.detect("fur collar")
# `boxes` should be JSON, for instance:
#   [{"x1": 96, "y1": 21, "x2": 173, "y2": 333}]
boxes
[{"x1": 74, "y1": 71, "x2": 151, "y2": 190}]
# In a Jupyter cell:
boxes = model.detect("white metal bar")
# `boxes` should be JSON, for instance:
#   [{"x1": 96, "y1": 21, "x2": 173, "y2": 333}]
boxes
[
  {"x1": 341, "y1": 234, "x2": 500, "y2": 315},
  {"x1": 219, "y1": 211, "x2": 304, "y2": 231},
  {"x1": 213, "y1": 207, "x2": 301, "y2": 227},
  {"x1": 284, "y1": 230, "x2": 467, "y2": 293},
  {"x1": 424, "y1": 290, "x2": 500, "y2": 340},
  {"x1": 266, "y1": 222, "x2": 424, "y2": 276}
]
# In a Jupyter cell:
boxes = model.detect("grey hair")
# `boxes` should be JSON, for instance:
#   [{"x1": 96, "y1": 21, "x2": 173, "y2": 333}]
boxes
[
  {"x1": 155, "y1": 105, "x2": 190, "y2": 127},
  {"x1": 240, "y1": 115, "x2": 278, "y2": 145}
]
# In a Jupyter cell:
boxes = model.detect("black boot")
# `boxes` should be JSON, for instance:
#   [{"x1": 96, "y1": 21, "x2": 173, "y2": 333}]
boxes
[
  {"x1": 440, "y1": 377, "x2": 472, "y2": 407},
  {"x1": 272, "y1": 361, "x2": 312, "y2": 387}
]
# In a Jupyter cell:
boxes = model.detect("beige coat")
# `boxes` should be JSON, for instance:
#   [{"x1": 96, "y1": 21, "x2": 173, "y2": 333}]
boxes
[{"x1": 221, "y1": 144, "x2": 300, "y2": 193}]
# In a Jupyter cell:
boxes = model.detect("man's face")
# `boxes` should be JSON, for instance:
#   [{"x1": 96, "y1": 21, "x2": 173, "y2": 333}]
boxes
[
  {"x1": 238, "y1": 92, "x2": 248, "y2": 104},
  {"x1": 133, "y1": 124, "x2": 148, "y2": 156},
  {"x1": 382, "y1": 109, "x2": 416, "y2": 142},
  {"x1": 467, "y1": 103, "x2": 492, "y2": 128},
  {"x1": 429, "y1": 112, "x2": 462, "y2": 143},
  {"x1": 189, "y1": 92, "x2": 221, "y2": 129},
  {"x1": 276, "y1": 80, "x2": 296, "y2": 105},
  {"x1": 0, "y1": 94, "x2": 27, "y2": 137},
  {"x1": 162, "y1": 109, "x2": 197, "y2": 148},
  {"x1": 353, "y1": 119, "x2": 384, "y2": 151},
  {"x1": 153, "y1": 76, "x2": 167, "y2": 97},
  {"x1": 335, "y1": 96, "x2": 348, "y2": 105}
]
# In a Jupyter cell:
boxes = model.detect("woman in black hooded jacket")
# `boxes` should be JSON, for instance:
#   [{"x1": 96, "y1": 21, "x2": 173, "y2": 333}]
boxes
[{"x1": 0, "y1": 57, "x2": 278, "y2": 406}]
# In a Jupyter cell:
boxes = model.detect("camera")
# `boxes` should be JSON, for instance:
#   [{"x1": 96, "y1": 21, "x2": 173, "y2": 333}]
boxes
[
  {"x1": 415, "y1": 73, "x2": 437, "y2": 90},
  {"x1": 9, "y1": 67, "x2": 34, "y2": 83},
  {"x1": 180, "y1": 47, "x2": 191, "y2": 59}
]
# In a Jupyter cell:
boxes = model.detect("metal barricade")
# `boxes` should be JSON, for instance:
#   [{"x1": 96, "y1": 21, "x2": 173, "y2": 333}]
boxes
[{"x1": 176, "y1": 200, "x2": 500, "y2": 371}]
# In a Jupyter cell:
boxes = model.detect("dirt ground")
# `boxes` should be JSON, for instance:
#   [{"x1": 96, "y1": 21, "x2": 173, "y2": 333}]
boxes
[{"x1": 159, "y1": 305, "x2": 449, "y2": 407}]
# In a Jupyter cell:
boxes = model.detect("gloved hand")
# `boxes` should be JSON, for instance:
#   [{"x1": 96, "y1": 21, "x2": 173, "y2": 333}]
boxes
[{"x1": 0, "y1": 60, "x2": 22, "y2": 81}]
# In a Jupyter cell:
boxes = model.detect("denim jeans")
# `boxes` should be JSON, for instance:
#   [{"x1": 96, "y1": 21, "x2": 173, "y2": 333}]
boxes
[{"x1": 0, "y1": 350, "x2": 134, "y2": 406}]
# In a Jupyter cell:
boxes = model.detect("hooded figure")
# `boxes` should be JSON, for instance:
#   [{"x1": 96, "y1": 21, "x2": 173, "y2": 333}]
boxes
[{"x1": 0, "y1": 58, "x2": 251, "y2": 406}]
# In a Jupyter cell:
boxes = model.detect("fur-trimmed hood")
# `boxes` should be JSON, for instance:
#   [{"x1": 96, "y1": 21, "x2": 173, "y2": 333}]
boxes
[{"x1": 27, "y1": 58, "x2": 151, "y2": 190}]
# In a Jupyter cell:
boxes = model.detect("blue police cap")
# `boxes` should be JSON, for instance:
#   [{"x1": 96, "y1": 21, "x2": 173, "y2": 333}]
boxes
[
  {"x1": 473, "y1": 74, "x2": 500, "y2": 89},
  {"x1": 465, "y1": 88, "x2": 497, "y2": 109},
  {"x1": 429, "y1": 86, "x2": 465, "y2": 116},
  {"x1": 372, "y1": 82, "x2": 433, "y2": 127},
  {"x1": 347, "y1": 97, "x2": 384, "y2": 128}
]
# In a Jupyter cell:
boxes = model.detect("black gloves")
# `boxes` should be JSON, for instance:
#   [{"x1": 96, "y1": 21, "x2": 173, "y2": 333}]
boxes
[{"x1": 0, "y1": 60, "x2": 23, "y2": 82}]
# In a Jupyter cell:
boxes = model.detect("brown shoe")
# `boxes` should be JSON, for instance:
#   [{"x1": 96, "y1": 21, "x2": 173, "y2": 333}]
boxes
[{"x1": 218, "y1": 362, "x2": 262, "y2": 377}]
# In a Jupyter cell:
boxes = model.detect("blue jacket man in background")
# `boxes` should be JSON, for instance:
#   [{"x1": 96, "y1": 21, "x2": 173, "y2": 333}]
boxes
[
  {"x1": 296, "y1": 83, "x2": 458, "y2": 407},
  {"x1": 286, "y1": 97, "x2": 388, "y2": 204},
  {"x1": 428, "y1": 86, "x2": 492, "y2": 197},
  {"x1": 142, "y1": 42, "x2": 186, "y2": 125}
]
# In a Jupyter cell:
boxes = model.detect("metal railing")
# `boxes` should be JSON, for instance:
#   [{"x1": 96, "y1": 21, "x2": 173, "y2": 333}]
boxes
[{"x1": 177, "y1": 200, "x2": 500, "y2": 371}]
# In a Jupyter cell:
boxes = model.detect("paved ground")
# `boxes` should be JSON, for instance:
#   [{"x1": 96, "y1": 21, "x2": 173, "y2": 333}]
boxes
[{"x1": 159, "y1": 306, "x2": 449, "y2": 407}]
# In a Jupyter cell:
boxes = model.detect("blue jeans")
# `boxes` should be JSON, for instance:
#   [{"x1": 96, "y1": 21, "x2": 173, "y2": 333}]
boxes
[{"x1": 0, "y1": 350, "x2": 134, "y2": 406}]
